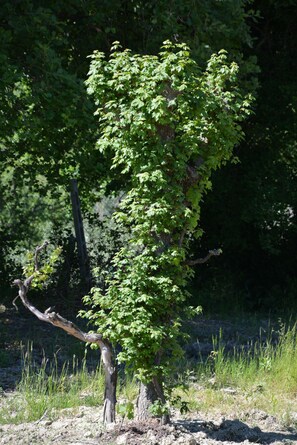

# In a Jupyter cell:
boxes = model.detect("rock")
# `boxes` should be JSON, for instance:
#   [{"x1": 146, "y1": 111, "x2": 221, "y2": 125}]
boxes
[
  {"x1": 146, "y1": 429, "x2": 158, "y2": 443},
  {"x1": 116, "y1": 432, "x2": 130, "y2": 444},
  {"x1": 248, "y1": 409, "x2": 270, "y2": 421},
  {"x1": 220, "y1": 387, "x2": 237, "y2": 395},
  {"x1": 84, "y1": 430, "x2": 94, "y2": 438},
  {"x1": 40, "y1": 420, "x2": 52, "y2": 426},
  {"x1": 53, "y1": 420, "x2": 66, "y2": 428},
  {"x1": 160, "y1": 433, "x2": 176, "y2": 445},
  {"x1": 195, "y1": 430, "x2": 207, "y2": 439},
  {"x1": 176, "y1": 435, "x2": 197, "y2": 445},
  {"x1": 105, "y1": 422, "x2": 116, "y2": 432}
]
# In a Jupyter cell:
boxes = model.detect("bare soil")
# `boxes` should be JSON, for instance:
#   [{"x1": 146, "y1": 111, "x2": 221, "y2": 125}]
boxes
[{"x1": 0, "y1": 404, "x2": 296, "y2": 445}]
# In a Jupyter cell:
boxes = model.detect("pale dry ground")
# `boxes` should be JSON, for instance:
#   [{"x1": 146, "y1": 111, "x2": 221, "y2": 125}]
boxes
[{"x1": 0, "y1": 396, "x2": 296, "y2": 445}]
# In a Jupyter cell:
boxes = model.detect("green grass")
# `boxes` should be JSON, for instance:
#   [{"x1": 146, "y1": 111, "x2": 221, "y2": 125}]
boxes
[
  {"x1": 176, "y1": 321, "x2": 297, "y2": 427},
  {"x1": 0, "y1": 322, "x2": 296, "y2": 427},
  {"x1": 202, "y1": 321, "x2": 297, "y2": 394},
  {"x1": 0, "y1": 343, "x2": 105, "y2": 424}
]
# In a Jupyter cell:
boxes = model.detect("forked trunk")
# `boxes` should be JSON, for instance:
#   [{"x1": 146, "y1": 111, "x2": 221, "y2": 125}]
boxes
[{"x1": 136, "y1": 377, "x2": 170, "y2": 425}]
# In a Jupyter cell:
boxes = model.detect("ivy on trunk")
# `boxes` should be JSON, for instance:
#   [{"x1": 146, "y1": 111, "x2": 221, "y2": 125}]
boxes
[{"x1": 82, "y1": 40, "x2": 253, "y2": 421}]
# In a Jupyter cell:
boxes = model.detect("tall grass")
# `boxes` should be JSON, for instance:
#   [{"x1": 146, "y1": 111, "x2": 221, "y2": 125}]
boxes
[
  {"x1": 184, "y1": 322, "x2": 297, "y2": 424},
  {"x1": 1, "y1": 323, "x2": 296, "y2": 426},
  {"x1": 0, "y1": 342, "x2": 105, "y2": 424},
  {"x1": 205, "y1": 322, "x2": 297, "y2": 394}
]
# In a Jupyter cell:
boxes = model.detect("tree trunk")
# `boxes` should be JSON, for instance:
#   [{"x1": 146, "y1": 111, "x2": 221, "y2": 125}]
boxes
[
  {"x1": 101, "y1": 343, "x2": 117, "y2": 424},
  {"x1": 70, "y1": 178, "x2": 92, "y2": 293},
  {"x1": 136, "y1": 378, "x2": 170, "y2": 425},
  {"x1": 136, "y1": 381, "x2": 157, "y2": 421}
]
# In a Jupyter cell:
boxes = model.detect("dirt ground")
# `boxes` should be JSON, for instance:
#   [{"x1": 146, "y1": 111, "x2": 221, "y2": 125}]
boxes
[{"x1": 0, "y1": 403, "x2": 297, "y2": 445}]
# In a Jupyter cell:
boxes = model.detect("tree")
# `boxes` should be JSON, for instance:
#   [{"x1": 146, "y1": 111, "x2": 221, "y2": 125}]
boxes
[
  {"x1": 81, "y1": 41, "x2": 253, "y2": 422},
  {"x1": 0, "y1": 0, "x2": 257, "y2": 195},
  {"x1": 13, "y1": 40, "x2": 252, "y2": 424},
  {"x1": 13, "y1": 242, "x2": 117, "y2": 424}
]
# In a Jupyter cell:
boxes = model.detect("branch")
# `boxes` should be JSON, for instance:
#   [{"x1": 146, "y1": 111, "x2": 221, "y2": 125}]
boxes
[
  {"x1": 12, "y1": 242, "x2": 108, "y2": 351},
  {"x1": 13, "y1": 242, "x2": 117, "y2": 424},
  {"x1": 185, "y1": 248, "x2": 222, "y2": 266},
  {"x1": 12, "y1": 241, "x2": 49, "y2": 309},
  {"x1": 24, "y1": 240, "x2": 49, "y2": 288},
  {"x1": 33, "y1": 240, "x2": 49, "y2": 272},
  {"x1": 13, "y1": 278, "x2": 106, "y2": 349}
]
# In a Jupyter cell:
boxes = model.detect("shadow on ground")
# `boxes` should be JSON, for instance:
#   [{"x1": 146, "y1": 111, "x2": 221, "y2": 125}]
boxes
[{"x1": 176, "y1": 418, "x2": 297, "y2": 444}]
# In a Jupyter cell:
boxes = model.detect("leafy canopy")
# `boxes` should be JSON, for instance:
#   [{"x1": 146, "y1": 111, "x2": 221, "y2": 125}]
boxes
[{"x1": 81, "y1": 41, "x2": 253, "y2": 382}]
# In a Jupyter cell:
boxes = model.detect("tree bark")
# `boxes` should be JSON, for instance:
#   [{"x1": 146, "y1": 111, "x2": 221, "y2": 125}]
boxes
[
  {"x1": 136, "y1": 377, "x2": 170, "y2": 425},
  {"x1": 101, "y1": 344, "x2": 117, "y2": 424},
  {"x1": 70, "y1": 179, "x2": 92, "y2": 293},
  {"x1": 136, "y1": 381, "x2": 157, "y2": 421}
]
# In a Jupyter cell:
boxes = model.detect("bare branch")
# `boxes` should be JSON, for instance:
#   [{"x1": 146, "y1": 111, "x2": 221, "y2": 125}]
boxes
[
  {"x1": 186, "y1": 248, "x2": 222, "y2": 266},
  {"x1": 13, "y1": 259, "x2": 117, "y2": 424},
  {"x1": 34, "y1": 240, "x2": 49, "y2": 272},
  {"x1": 23, "y1": 241, "x2": 49, "y2": 288},
  {"x1": 12, "y1": 295, "x2": 19, "y2": 311},
  {"x1": 13, "y1": 278, "x2": 106, "y2": 349},
  {"x1": 12, "y1": 241, "x2": 108, "y2": 351}
]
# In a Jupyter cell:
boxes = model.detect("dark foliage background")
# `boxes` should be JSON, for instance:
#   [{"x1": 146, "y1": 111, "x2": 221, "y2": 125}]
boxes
[{"x1": 1, "y1": 0, "x2": 296, "y2": 315}]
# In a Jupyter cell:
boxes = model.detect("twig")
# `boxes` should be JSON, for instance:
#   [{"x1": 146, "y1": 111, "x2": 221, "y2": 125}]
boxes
[
  {"x1": 186, "y1": 249, "x2": 222, "y2": 266},
  {"x1": 12, "y1": 295, "x2": 19, "y2": 311},
  {"x1": 35, "y1": 409, "x2": 48, "y2": 424}
]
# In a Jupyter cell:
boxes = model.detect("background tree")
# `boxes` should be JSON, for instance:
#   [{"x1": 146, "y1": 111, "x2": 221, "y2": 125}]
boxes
[{"x1": 81, "y1": 41, "x2": 252, "y2": 422}]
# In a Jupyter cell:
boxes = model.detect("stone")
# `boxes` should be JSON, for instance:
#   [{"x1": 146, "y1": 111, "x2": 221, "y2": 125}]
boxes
[
  {"x1": 176, "y1": 435, "x2": 197, "y2": 445},
  {"x1": 146, "y1": 429, "x2": 158, "y2": 443},
  {"x1": 160, "y1": 433, "x2": 176, "y2": 445},
  {"x1": 116, "y1": 432, "x2": 130, "y2": 444}
]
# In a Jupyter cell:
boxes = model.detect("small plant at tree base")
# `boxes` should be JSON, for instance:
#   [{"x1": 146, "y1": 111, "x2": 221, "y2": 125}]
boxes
[
  {"x1": 148, "y1": 400, "x2": 170, "y2": 419},
  {"x1": 82, "y1": 40, "x2": 253, "y2": 422},
  {"x1": 117, "y1": 401, "x2": 134, "y2": 421},
  {"x1": 171, "y1": 395, "x2": 190, "y2": 415}
]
